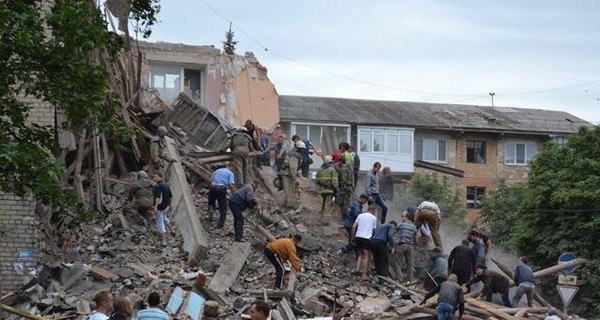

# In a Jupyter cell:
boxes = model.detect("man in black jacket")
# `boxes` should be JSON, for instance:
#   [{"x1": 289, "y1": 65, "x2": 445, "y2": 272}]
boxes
[
  {"x1": 448, "y1": 240, "x2": 476, "y2": 285},
  {"x1": 465, "y1": 264, "x2": 512, "y2": 307}
]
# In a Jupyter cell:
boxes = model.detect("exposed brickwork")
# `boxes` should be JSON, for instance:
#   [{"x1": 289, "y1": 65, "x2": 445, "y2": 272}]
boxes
[{"x1": 0, "y1": 192, "x2": 40, "y2": 290}]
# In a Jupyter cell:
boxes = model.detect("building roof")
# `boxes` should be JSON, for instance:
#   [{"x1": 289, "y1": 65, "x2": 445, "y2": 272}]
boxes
[{"x1": 279, "y1": 95, "x2": 591, "y2": 135}]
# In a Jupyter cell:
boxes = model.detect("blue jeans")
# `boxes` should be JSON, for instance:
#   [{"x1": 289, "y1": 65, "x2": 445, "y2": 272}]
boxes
[
  {"x1": 156, "y1": 206, "x2": 170, "y2": 235},
  {"x1": 437, "y1": 302, "x2": 454, "y2": 320},
  {"x1": 372, "y1": 193, "x2": 388, "y2": 223}
]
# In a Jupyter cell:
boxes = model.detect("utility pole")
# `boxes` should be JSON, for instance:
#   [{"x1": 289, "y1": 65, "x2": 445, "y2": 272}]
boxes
[{"x1": 489, "y1": 92, "x2": 495, "y2": 107}]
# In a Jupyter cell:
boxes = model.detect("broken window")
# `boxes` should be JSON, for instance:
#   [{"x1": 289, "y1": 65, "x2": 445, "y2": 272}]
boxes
[
  {"x1": 291, "y1": 123, "x2": 350, "y2": 151},
  {"x1": 505, "y1": 140, "x2": 536, "y2": 165},
  {"x1": 149, "y1": 65, "x2": 181, "y2": 102},
  {"x1": 466, "y1": 186, "x2": 485, "y2": 208},
  {"x1": 415, "y1": 139, "x2": 446, "y2": 163},
  {"x1": 184, "y1": 69, "x2": 202, "y2": 103},
  {"x1": 467, "y1": 140, "x2": 486, "y2": 164}
]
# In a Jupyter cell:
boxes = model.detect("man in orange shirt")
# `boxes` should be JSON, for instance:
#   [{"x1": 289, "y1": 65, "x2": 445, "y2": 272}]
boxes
[{"x1": 263, "y1": 234, "x2": 302, "y2": 290}]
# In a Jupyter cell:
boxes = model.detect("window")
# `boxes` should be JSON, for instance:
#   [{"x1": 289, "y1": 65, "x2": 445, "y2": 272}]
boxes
[
  {"x1": 415, "y1": 139, "x2": 446, "y2": 162},
  {"x1": 291, "y1": 123, "x2": 349, "y2": 150},
  {"x1": 551, "y1": 135, "x2": 567, "y2": 146},
  {"x1": 466, "y1": 186, "x2": 485, "y2": 208},
  {"x1": 358, "y1": 128, "x2": 412, "y2": 154},
  {"x1": 505, "y1": 141, "x2": 537, "y2": 165},
  {"x1": 467, "y1": 140, "x2": 486, "y2": 163},
  {"x1": 150, "y1": 64, "x2": 203, "y2": 103}
]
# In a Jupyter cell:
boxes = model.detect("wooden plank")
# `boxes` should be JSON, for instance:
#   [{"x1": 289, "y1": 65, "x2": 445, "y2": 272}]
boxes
[
  {"x1": 465, "y1": 298, "x2": 519, "y2": 320},
  {"x1": 208, "y1": 242, "x2": 252, "y2": 293},
  {"x1": 409, "y1": 306, "x2": 482, "y2": 320},
  {"x1": 90, "y1": 265, "x2": 119, "y2": 281},
  {"x1": 197, "y1": 151, "x2": 263, "y2": 164}
]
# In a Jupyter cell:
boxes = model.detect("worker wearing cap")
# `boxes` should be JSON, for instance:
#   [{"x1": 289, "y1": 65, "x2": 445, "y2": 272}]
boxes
[
  {"x1": 123, "y1": 170, "x2": 156, "y2": 222},
  {"x1": 147, "y1": 126, "x2": 175, "y2": 176},
  {"x1": 316, "y1": 155, "x2": 339, "y2": 225},
  {"x1": 280, "y1": 140, "x2": 303, "y2": 208}
]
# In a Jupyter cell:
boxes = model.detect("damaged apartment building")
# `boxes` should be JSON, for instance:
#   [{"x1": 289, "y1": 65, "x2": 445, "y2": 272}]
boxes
[{"x1": 0, "y1": 40, "x2": 280, "y2": 291}]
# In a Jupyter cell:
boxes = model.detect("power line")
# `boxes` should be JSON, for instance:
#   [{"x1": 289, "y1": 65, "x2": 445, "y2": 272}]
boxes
[{"x1": 197, "y1": 0, "x2": 600, "y2": 101}]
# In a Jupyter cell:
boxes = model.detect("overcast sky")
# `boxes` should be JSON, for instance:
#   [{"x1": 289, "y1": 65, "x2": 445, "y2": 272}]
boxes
[{"x1": 147, "y1": 0, "x2": 600, "y2": 124}]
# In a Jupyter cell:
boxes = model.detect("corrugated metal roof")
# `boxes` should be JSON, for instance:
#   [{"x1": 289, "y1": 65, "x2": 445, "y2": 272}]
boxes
[{"x1": 279, "y1": 95, "x2": 591, "y2": 134}]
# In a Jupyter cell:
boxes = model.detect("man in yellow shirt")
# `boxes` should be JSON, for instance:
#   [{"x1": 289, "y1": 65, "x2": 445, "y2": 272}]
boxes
[{"x1": 263, "y1": 234, "x2": 302, "y2": 290}]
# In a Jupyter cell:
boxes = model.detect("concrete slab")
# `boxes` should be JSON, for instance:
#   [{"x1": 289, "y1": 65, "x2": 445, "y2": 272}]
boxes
[
  {"x1": 165, "y1": 137, "x2": 209, "y2": 261},
  {"x1": 207, "y1": 242, "x2": 251, "y2": 293}
]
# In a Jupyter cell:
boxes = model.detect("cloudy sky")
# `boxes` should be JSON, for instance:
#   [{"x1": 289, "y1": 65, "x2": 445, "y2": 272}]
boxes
[{"x1": 147, "y1": 0, "x2": 600, "y2": 123}]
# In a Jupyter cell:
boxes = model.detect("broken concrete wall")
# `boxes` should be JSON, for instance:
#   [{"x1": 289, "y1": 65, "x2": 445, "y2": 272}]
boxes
[
  {"x1": 137, "y1": 41, "x2": 279, "y2": 131},
  {"x1": 0, "y1": 193, "x2": 41, "y2": 290}
]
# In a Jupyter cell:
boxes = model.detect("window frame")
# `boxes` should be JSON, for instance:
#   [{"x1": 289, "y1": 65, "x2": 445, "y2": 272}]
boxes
[
  {"x1": 291, "y1": 122, "x2": 350, "y2": 150},
  {"x1": 504, "y1": 140, "x2": 537, "y2": 165},
  {"x1": 466, "y1": 140, "x2": 486, "y2": 164},
  {"x1": 358, "y1": 127, "x2": 413, "y2": 155},
  {"x1": 466, "y1": 186, "x2": 486, "y2": 209},
  {"x1": 415, "y1": 138, "x2": 447, "y2": 163}
]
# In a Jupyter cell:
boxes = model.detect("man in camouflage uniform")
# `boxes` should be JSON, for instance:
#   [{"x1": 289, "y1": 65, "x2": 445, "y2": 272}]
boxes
[
  {"x1": 147, "y1": 126, "x2": 175, "y2": 176},
  {"x1": 316, "y1": 155, "x2": 339, "y2": 225},
  {"x1": 230, "y1": 127, "x2": 255, "y2": 187},
  {"x1": 281, "y1": 140, "x2": 304, "y2": 208},
  {"x1": 335, "y1": 157, "x2": 354, "y2": 221},
  {"x1": 123, "y1": 170, "x2": 155, "y2": 221}
]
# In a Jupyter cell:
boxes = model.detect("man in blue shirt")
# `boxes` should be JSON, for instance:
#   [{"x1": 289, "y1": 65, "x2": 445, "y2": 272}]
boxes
[
  {"x1": 137, "y1": 292, "x2": 168, "y2": 320},
  {"x1": 512, "y1": 256, "x2": 536, "y2": 307},
  {"x1": 364, "y1": 162, "x2": 388, "y2": 223},
  {"x1": 371, "y1": 220, "x2": 398, "y2": 278},
  {"x1": 208, "y1": 163, "x2": 236, "y2": 220},
  {"x1": 152, "y1": 172, "x2": 172, "y2": 245}
]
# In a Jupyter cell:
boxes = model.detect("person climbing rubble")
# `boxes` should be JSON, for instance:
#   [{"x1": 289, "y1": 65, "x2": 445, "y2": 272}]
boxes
[
  {"x1": 122, "y1": 170, "x2": 155, "y2": 222},
  {"x1": 316, "y1": 155, "x2": 339, "y2": 225},
  {"x1": 390, "y1": 207, "x2": 418, "y2": 282},
  {"x1": 147, "y1": 126, "x2": 176, "y2": 176},
  {"x1": 208, "y1": 162, "x2": 236, "y2": 220},
  {"x1": 364, "y1": 162, "x2": 388, "y2": 223},
  {"x1": 465, "y1": 264, "x2": 513, "y2": 308},
  {"x1": 152, "y1": 171, "x2": 172, "y2": 245},
  {"x1": 230, "y1": 126, "x2": 255, "y2": 187},
  {"x1": 225, "y1": 180, "x2": 260, "y2": 242},
  {"x1": 280, "y1": 140, "x2": 303, "y2": 208},
  {"x1": 414, "y1": 200, "x2": 443, "y2": 252},
  {"x1": 352, "y1": 204, "x2": 378, "y2": 281},
  {"x1": 263, "y1": 234, "x2": 302, "y2": 290}
]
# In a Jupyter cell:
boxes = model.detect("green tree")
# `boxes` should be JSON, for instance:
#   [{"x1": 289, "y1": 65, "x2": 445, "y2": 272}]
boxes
[
  {"x1": 480, "y1": 181, "x2": 524, "y2": 247},
  {"x1": 223, "y1": 22, "x2": 238, "y2": 55},
  {"x1": 511, "y1": 126, "x2": 600, "y2": 316},
  {"x1": 0, "y1": 1, "x2": 159, "y2": 211}
]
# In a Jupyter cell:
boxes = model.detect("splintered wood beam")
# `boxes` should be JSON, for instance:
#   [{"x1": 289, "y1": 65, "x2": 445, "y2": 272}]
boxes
[
  {"x1": 197, "y1": 151, "x2": 263, "y2": 165},
  {"x1": 465, "y1": 298, "x2": 519, "y2": 320}
]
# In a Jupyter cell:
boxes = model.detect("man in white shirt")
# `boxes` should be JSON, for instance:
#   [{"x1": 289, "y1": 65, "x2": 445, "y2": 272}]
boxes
[
  {"x1": 88, "y1": 291, "x2": 114, "y2": 320},
  {"x1": 352, "y1": 205, "x2": 379, "y2": 281}
]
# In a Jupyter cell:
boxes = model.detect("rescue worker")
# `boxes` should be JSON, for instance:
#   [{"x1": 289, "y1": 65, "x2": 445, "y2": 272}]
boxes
[
  {"x1": 335, "y1": 157, "x2": 354, "y2": 222},
  {"x1": 316, "y1": 155, "x2": 339, "y2": 225},
  {"x1": 263, "y1": 234, "x2": 302, "y2": 290},
  {"x1": 421, "y1": 273, "x2": 465, "y2": 320},
  {"x1": 230, "y1": 127, "x2": 254, "y2": 187},
  {"x1": 123, "y1": 170, "x2": 155, "y2": 221},
  {"x1": 226, "y1": 180, "x2": 259, "y2": 242},
  {"x1": 147, "y1": 126, "x2": 175, "y2": 176},
  {"x1": 465, "y1": 264, "x2": 512, "y2": 307},
  {"x1": 280, "y1": 140, "x2": 303, "y2": 208},
  {"x1": 415, "y1": 200, "x2": 444, "y2": 252}
]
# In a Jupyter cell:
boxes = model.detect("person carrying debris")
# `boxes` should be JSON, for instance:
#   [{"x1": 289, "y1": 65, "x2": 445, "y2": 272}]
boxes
[
  {"x1": 335, "y1": 156, "x2": 354, "y2": 222},
  {"x1": 512, "y1": 256, "x2": 536, "y2": 307},
  {"x1": 316, "y1": 155, "x2": 339, "y2": 225},
  {"x1": 137, "y1": 292, "x2": 168, "y2": 320},
  {"x1": 225, "y1": 180, "x2": 260, "y2": 242},
  {"x1": 352, "y1": 204, "x2": 379, "y2": 281},
  {"x1": 89, "y1": 290, "x2": 114, "y2": 320},
  {"x1": 123, "y1": 170, "x2": 155, "y2": 222},
  {"x1": 147, "y1": 126, "x2": 175, "y2": 176},
  {"x1": 420, "y1": 273, "x2": 464, "y2": 320},
  {"x1": 364, "y1": 162, "x2": 389, "y2": 223},
  {"x1": 280, "y1": 140, "x2": 303, "y2": 208},
  {"x1": 208, "y1": 163, "x2": 236, "y2": 219},
  {"x1": 152, "y1": 171, "x2": 172, "y2": 245},
  {"x1": 371, "y1": 220, "x2": 398, "y2": 279},
  {"x1": 414, "y1": 200, "x2": 443, "y2": 252},
  {"x1": 263, "y1": 234, "x2": 302, "y2": 290},
  {"x1": 230, "y1": 127, "x2": 255, "y2": 187},
  {"x1": 390, "y1": 207, "x2": 418, "y2": 282},
  {"x1": 448, "y1": 240, "x2": 476, "y2": 286},
  {"x1": 465, "y1": 264, "x2": 512, "y2": 307}
]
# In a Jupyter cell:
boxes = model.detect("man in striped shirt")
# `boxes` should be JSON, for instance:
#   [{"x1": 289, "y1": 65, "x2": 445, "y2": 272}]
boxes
[{"x1": 137, "y1": 292, "x2": 168, "y2": 320}]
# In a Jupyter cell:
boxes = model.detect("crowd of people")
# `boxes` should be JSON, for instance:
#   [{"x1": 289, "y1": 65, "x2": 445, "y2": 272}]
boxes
[{"x1": 114, "y1": 123, "x2": 550, "y2": 320}]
